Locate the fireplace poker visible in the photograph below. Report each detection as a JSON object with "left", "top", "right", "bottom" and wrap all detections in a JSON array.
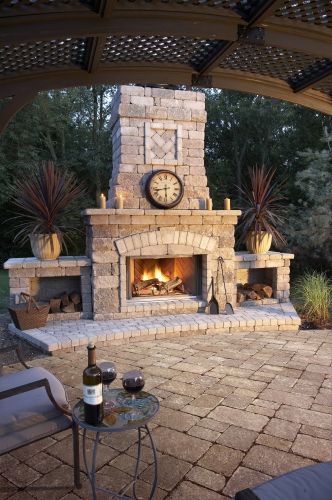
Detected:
[{"left": 218, "top": 256, "right": 234, "bottom": 315}]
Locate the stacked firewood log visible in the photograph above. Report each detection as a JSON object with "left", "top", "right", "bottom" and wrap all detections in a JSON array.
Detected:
[
  {"left": 49, "top": 291, "right": 82, "bottom": 313},
  {"left": 237, "top": 283, "right": 273, "bottom": 303},
  {"left": 133, "top": 277, "right": 184, "bottom": 296}
]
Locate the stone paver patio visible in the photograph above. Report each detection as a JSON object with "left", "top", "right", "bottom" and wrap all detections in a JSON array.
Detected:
[{"left": 1, "top": 328, "right": 331, "bottom": 499}]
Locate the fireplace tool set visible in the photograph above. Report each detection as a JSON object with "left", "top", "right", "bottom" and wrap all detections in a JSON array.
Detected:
[{"left": 207, "top": 257, "right": 234, "bottom": 315}]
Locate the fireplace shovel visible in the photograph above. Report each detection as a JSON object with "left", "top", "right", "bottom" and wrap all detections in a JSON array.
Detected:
[
  {"left": 207, "top": 277, "right": 220, "bottom": 315},
  {"left": 218, "top": 256, "right": 234, "bottom": 315}
]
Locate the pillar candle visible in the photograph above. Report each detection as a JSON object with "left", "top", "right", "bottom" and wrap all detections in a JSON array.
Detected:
[
  {"left": 116, "top": 194, "right": 124, "bottom": 209},
  {"left": 224, "top": 198, "right": 231, "bottom": 210},
  {"left": 206, "top": 198, "right": 213, "bottom": 210},
  {"left": 99, "top": 193, "right": 106, "bottom": 209}
]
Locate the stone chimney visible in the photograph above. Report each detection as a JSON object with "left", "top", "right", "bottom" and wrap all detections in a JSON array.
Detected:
[{"left": 108, "top": 85, "right": 210, "bottom": 210}]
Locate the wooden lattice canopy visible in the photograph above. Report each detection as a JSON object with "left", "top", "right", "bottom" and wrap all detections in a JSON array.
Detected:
[{"left": 0, "top": 0, "right": 332, "bottom": 132}]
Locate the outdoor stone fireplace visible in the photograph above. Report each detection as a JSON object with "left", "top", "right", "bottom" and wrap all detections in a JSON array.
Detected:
[
  {"left": 83, "top": 85, "right": 241, "bottom": 320},
  {"left": 5, "top": 85, "right": 295, "bottom": 328}
]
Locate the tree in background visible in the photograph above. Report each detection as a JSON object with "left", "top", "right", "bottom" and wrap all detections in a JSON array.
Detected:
[
  {"left": 0, "top": 86, "right": 115, "bottom": 261},
  {"left": 204, "top": 89, "right": 331, "bottom": 211},
  {"left": 285, "top": 130, "right": 332, "bottom": 272}
]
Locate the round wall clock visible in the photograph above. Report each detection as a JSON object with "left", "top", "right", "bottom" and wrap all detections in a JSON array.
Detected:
[{"left": 146, "top": 170, "right": 184, "bottom": 209}]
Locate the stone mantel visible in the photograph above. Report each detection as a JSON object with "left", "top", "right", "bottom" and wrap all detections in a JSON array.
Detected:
[{"left": 82, "top": 209, "right": 242, "bottom": 216}]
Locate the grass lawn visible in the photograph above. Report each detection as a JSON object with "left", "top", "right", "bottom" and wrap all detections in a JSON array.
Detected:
[{"left": 0, "top": 269, "right": 9, "bottom": 312}]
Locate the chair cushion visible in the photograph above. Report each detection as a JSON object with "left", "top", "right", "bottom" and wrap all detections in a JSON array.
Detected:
[
  {"left": 0, "top": 367, "right": 71, "bottom": 454},
  {"left": 235, "top": 462, "right": 332, "bottom": 500}
]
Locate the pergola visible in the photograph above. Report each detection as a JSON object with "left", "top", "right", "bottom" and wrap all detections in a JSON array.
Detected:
[{"left": 0, "top": 0, "right": 332, "bottom": 133}]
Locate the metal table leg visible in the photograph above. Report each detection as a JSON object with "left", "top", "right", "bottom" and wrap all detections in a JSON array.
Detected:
[{"left": 82, "top": 425, "right": 158, "bottom": 499}]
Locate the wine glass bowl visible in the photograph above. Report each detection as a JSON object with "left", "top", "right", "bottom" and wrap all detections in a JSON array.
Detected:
[
  {"left": 122, "top": 370, "right": 145, "bottom": 396},
  {"left": 99, "top": 361, "right": 117, "bottom": 412},
  {"left": 119, "top": 370, "right": 145, "bottom": 419}
]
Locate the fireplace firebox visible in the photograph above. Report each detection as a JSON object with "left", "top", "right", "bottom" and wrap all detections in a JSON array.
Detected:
[{"left": 127, "top": 256, "right": 202, "bottom": 299}]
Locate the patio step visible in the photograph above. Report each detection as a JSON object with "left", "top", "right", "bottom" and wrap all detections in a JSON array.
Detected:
[{"left": 8, "top": 303, "right": 301, "bottom": 354}]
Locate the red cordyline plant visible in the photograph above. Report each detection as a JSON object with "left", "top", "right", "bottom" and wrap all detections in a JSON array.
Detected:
[
  {"left": 9, "top": 161, "right": 85, "bottom": 251},
  {"left": 236, "top": 165, "right": 287, "bottom": 248}
]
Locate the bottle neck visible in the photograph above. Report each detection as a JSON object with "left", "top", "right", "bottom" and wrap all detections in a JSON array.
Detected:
[{"left": 88, "top": 347, "right": 96, "bottom": 366}]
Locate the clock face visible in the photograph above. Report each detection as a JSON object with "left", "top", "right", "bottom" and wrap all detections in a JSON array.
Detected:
[{"left": 146, "top": 170, "right": 184, "bottom": 209}]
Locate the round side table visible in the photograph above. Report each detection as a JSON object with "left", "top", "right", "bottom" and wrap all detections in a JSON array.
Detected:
[{"left": 73, "top": 388, "right": 159, "bottom": 500}]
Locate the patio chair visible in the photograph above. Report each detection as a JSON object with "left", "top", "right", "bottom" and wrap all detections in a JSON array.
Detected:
[
  {"left": 234, "top": 461, "right": 332, "bottom": 500},
  {"left": 0, "top": 344, "right": 81, "bottom": 489}
]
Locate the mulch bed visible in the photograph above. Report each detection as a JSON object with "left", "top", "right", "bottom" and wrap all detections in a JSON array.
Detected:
[{"left": 300, "top": 315, "right": 332, "bottom": 330}]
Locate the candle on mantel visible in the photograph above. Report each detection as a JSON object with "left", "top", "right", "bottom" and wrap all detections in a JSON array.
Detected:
[
  {"left": 224, "top": 197, "right": 231, "bottom": 210},
  {"left": 206, "top": 198, "right": 213, "bottom": 210},
  {"left": 116, "top": 193, "right": 124, "bottom": 209},
  {"left": 99, "top": 193, "right": 106, "bottom": 209}
]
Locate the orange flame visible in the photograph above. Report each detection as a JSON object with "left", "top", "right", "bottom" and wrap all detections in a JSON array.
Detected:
[{"left": 142, "top": 264, "right": 169, "bottom": 282}]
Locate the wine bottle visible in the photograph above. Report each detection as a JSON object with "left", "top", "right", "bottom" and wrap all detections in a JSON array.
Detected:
[{"left": 83, "top": 343, "right": 103, "bottom": 425}]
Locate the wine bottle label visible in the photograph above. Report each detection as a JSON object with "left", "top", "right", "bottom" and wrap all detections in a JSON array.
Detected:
[{"left": 83, "top": 384, "right": 103, "bottom": 405}]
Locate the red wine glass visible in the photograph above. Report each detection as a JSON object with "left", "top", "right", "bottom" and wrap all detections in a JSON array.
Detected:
[
  {"left": 122, "top": 370, "right": 145, "bottom": 409},
  {"left": 99, "top": 361, "right": 117, "bottom": 412}
]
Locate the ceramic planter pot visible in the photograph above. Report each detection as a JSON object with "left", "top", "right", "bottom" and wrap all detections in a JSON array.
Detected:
[
  {"left": 29, "top": 233, "right": 61, "bottom": 260},
  {"left": 245, "top": 231, "right": 272, "bottom": 254}
]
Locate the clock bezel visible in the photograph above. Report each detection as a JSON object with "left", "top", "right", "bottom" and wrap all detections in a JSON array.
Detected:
[{"left": 146, "top": 169, "right": 184, "bottom": 209}]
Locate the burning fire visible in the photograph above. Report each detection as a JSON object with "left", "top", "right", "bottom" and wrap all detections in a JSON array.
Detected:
[{"left": 142, "top": 264, "right": 169, "bottom": 282}]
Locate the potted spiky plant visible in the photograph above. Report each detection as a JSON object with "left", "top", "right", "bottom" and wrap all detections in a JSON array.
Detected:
[
  {"left": 9, "top": 161, "right": 85, "bottom": 260},
  {"left": 237, "top": 165, "right": 286, "bottom": 253}
]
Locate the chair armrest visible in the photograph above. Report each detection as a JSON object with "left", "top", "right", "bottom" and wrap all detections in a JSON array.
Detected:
[
  {"left": 0, "top": 344, "right": 30, "bottom": 369},
  {"left": 0, "top": 377, "right": 72, "bottom": 417}
]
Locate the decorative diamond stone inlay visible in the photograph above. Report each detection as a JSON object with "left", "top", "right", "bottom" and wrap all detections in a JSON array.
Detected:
[
  {"left": 150, "top": 129, "right": 176, "bottom": 161},
  {"left": 145, "top": 123, "right": 183, "bottom": 165}
]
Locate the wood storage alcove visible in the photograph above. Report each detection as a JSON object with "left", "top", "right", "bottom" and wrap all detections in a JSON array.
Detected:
[{"left": 127, "top": 256, "right": 202, "bottom": 299}]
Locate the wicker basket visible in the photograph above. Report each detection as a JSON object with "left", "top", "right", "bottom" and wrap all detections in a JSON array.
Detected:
[{"left": 9, "top": 293, "right": 50, "bottom": 330}]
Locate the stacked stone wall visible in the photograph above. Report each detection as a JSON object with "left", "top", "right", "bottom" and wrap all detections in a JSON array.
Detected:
[{"left": 108, "top": 85, "right": 210, "bottom": 210}]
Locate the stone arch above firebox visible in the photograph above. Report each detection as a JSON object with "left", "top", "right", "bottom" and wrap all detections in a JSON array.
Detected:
[{"left": 114, "top": 230, "right": 218, "bottom": 257}]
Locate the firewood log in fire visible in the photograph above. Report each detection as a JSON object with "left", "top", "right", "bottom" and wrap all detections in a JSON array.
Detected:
[
  {"left": 133, "top": 278, "right": 160, "bottom": 296},
  {"left": 159, "top": 277, "right": 184, "bottom": 295},
  {"left": 133, "top": 276, "right": 185, "bottom": 296}
]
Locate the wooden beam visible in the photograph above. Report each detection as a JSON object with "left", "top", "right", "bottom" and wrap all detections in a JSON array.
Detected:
[
  {"left": 0, "top": 91, "right": 38, "bottom": 135},
  {"left": 100, "top": 0, "right": 118, "bottom": 18},
  {"left": 0, "top": 64, "right": 194, "bottom": 99},
  {"left": 264, "top": 17, "right": 332, "bottom": 59},
  {"left": 84, "top": 36, "right": 107, "bottom": 73},
  {"left": 0, "top": 64, "right": 330, "bottom": 115},
  {"left": 291, "top": 65, "right": 332, "bottom": 93},
  {"left": 83, "top": 0, "right": 118, "bottom": 73},
  {"left": 0, "top": 8, "right": 239, "bottom": 45},
  {"left": 210, "top": 68, "right": 332, "bottom": 115}
]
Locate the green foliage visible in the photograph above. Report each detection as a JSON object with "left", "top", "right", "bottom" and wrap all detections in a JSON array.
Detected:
[
  {"left": 0, "top": 85, "right": 115, "bottom": 262},
  {"left": 236, "top": 165, "right": 287, "bottom": 247},
  {"left": 285, "top": 131, "right": 332, "bottom": 270},
  {"left": 9, "top": 161, "right": 86, "bottom": 251},
  {"left": 292, "top": 271, "right": 332, "bottom": 323},
  {"left": 204, "top": 90, "right": 331, "bottom": 210},
  {"left": 0, "top": 270, "right": 9, "bottom": 312}
]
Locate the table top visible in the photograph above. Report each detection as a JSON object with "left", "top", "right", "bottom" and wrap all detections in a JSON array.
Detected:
[{"left": 73, "top": 388, "right": 159, "bottom": 432}]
